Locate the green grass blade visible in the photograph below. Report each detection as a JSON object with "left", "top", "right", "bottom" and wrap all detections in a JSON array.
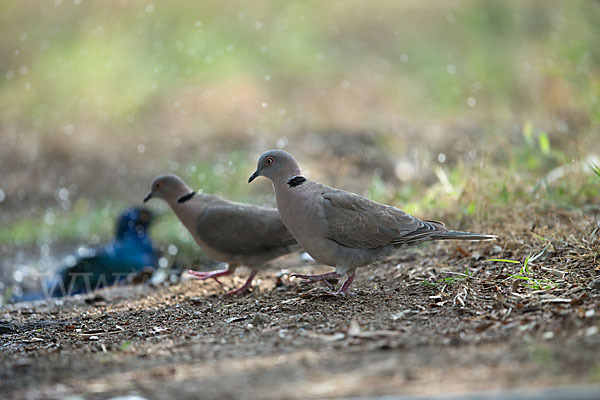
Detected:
[
  {"left": 485, "top": 259, "right": 521, "bottom": 264},
  {"left": 523, "top": 251, "right": 533, "bottom": 270},
  {"left": 508, "top": 274, "right": 532, "bottom": 281},
  {"left": 538, "top": 132, "right": 551, "bottom": 156},
  {"left": 529, "top": 242, "right": 551, "bottom": 263},
  {"left": 590, "top": 162, "right": 600, "bottom": 179}
]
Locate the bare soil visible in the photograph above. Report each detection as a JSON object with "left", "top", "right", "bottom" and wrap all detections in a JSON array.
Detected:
[{"left": 1, "top": 210, "right": 600, "bottom": 399}]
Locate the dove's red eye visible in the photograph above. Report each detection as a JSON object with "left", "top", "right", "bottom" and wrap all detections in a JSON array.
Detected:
[{"left": 265, "top": 156, "right": 274, "bottom": 166}]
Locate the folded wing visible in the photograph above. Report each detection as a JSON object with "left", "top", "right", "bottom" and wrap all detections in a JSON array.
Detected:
[
  {"left": 196, "top": 204, "right": 297, "bottom": 256},
  {"left": 322, "top": 189, "right": 447, "bottom": 249}
]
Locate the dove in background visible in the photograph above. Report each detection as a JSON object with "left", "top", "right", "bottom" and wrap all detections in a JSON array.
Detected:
[{"left": 144, "top": 174, "right": 300, "bottom": 295}]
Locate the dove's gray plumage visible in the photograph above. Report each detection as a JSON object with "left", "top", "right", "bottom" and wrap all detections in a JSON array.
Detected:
[
  {"left": 144, "top": 174, "right": 299, "bottom": 294},
  {"left": 249, "top": 150, "right": 497, "bottom": 294}
]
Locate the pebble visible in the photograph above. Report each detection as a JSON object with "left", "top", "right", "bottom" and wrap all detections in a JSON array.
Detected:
[
  {"left": 251, "top": 312, "right": 270, "bottom": 325},
  {"left": 588, "top": 278, "right": 600, "bottom": 290},
  {"left": 0, "top": 322, "right": 17, "bottom": 334}
]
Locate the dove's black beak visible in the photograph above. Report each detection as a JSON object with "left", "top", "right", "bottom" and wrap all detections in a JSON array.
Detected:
[
  {"left": 248, "top": 170, "right": 260, "bottom": 183},
  {"left": 143, "top": 192, "right": 153, "bottom": 203}
]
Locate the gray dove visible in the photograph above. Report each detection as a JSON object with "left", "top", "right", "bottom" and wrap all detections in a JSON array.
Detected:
[
  {"left": 144, "top": 174, "right": 299, "bottom": 295},
  {"left": 248, "top": 150, "right": 497, "bottom": 295}
]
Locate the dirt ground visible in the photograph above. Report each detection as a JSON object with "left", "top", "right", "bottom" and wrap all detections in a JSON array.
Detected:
[{"left": 1, "top": 209, "right": 600, "bottom": 400}]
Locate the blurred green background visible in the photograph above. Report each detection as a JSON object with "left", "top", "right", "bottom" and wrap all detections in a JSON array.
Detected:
[{"left": 1, "top": 1, "right": 599, "bottom": 288}]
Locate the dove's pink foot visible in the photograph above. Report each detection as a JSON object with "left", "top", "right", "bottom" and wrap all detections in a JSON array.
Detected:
[
  {"left": 326, "top": 271, "right": 357, "bottom": 296},
  {"left": 292, "top": 271, "right": 341, "bottom": 286},
  {"left": 224, "top": 270, "right": 258, "bottom": 296},
  {"left": 187, "top": 269, "right": 232, "bottom": 286}
]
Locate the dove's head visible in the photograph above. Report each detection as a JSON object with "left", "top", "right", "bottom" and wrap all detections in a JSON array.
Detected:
[
  {"left": 144, "top": 174, "right": 194, "bottom": 204},
  {"left": 249, "top": 150, "right": 302, "bottom": 184}
]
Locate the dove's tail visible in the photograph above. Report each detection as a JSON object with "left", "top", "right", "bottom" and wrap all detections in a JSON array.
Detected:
[{"left": 431, "top": 230, "right": 497, "bottom": 241}]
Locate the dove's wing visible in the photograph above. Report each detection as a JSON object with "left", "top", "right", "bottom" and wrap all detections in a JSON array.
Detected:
[
  {"left": 322, "top": 188, "right": 446, "bottom": 249},
  {"left": 195, "top": 203, "right": 297, "bottom": 257}
]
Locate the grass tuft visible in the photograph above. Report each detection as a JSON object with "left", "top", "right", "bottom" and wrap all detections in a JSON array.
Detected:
[{"left": 486, "top": 243, "right": 558, "bottom": 290}]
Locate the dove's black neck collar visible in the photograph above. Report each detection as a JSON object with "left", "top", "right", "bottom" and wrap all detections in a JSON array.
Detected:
[
  {"left": 287, "top": 176, "right": 306, "bottom": 188},
  {"left": 177, "top": 191, "right": 196, "bottom": 204}
]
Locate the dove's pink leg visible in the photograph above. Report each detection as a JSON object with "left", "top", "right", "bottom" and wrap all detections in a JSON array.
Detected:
[
  {"left": 187, "top": 269, "right": 232, "bottom": 286},
  {"left": 327, "top": 270, "right": 357, "bottom": 296},
  {"left": 225, "top": 270, "right": 258, "bottom": 296}
]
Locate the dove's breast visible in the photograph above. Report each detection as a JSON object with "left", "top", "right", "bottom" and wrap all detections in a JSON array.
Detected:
[{"left": 274, "top": 182, "right": 339, "bottom": 266}]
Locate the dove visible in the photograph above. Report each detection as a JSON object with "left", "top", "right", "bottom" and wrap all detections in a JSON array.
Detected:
[
  {"left": 143, "top": 174, "right": 299, "bottom": 295},
  {"left": 249, "top": 150, "right": 497, "bottom": 295}
]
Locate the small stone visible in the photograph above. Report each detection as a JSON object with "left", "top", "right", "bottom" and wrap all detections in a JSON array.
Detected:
[
  {"left": 251, "top": 312, "right": 270, "bottom": 325},
  {"left": 586, "top": 326, "right": 599, "bottom": 336},
  {"left": 588, "top": 278, "right": 600, "bottom": 290},
  {"left": 0, "top": 322, "right": 17, "bottom": 334},
  {"left": 542, "top": 331, "right": 555, "bottom": 340},
  {"left": 490, "top": 245, "right": 503, "bottom": 254},
  {"left": 505, "top": 240, "right": 521, "bottom": 251}
]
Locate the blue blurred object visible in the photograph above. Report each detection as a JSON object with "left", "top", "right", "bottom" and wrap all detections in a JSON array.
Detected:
[
  {"left": 51, "top": 206, "right": 158, "bottom": 296},
  {"left": 12, "top": 206, "right": 158, "bottom": 301}
]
